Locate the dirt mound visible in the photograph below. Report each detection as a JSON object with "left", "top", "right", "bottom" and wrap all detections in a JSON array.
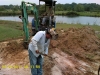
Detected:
[
  {"left": 1, "top": 40, "right": 27, "bottom": 64},
  {"left": 0, "top": 40, "right": 31, "bottom": 75},
  {"left": 51, "top": 26, "right": 100, "bottom": 60},
  {"left": 63, "top": 26, "right": 99, "bottom": 50}
]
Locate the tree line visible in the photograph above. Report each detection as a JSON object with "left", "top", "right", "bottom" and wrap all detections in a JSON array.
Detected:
[
  {"left": 0, "top": 3, "right": 100, "bottom": 12},
  {"left": 0, "top": 3, "right": 100, "bottom": 16},
  {"left": 55, "top": 3, "right": 100, "bottom": 12}
]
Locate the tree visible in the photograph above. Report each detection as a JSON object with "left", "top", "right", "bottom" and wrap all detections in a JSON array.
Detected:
[
  {"left": 0, "top": 6, "right": 5, "bottom": 11},
  {"left": 71, "top": 2, "right": 77, "bottom": 11},
  {"left": 75, "top": 4, "right": 84, "bottom": 12}
]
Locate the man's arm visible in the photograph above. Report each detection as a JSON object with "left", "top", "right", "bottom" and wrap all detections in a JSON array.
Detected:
[{"left": 31, "top": 40, "right": 39, "bottom": 53}]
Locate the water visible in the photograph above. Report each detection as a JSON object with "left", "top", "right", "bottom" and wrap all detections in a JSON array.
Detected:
[
  {"left": 0, "top": 16, "right": 100, "bottom": 26},
  {"left": 55, "top": 16, "right": 100, "bottom": 25}
]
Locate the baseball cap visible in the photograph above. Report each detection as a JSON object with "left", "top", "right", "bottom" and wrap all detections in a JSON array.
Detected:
[{"left": 49, "top": 28, "right": 58, "bottom": 39}]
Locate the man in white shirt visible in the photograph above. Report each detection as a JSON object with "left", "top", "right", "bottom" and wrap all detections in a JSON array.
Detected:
[{"left": 28, "top": 28, "right": 57, "bottom": 75}]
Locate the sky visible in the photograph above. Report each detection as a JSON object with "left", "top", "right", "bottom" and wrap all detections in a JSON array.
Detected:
[{"left": 0, "top": 0, "right": 100, "bottom": 5}]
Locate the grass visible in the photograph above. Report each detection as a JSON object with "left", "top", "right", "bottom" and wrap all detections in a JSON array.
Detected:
[
  {"left": 0, "top": 20, "right": 23, "bottom": 41},
  {"left": 0, "top": 11, "right": 21, "bottom": 16},
  {"left": 55, "top": 11, "right": 100, "bottom": 17},
  {"left": 55, "top": 11, "right": 68, "bottom": 15},
  {"left": 1, "top": 10, "right": 100, "bottom": 17},
  {"left": 0, "top": 26, "right": 23, "bottom": 41},
  {"left": 0, "top": 20, "right": 23, "bottom": 29},
  {"left": 56, "top": 23, "right": 100, "bottom": 31},
  {"left": 0, "top": 20, "right": 100, "bottom": 41},
  {"left": 78, "top": 12, "right": 100, "bottom": 17},
  {"left": 56, "top": 23, "right": 83, "bottom": 29}
]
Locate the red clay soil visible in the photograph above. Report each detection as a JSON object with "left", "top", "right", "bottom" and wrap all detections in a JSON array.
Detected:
[{"left": 0, "top": 26, "right": 100, "bottom": 75}]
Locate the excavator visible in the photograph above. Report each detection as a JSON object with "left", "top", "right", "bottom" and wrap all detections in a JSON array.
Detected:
[{"left": 20, "top": 0, "right": 57, "bottom": 48}]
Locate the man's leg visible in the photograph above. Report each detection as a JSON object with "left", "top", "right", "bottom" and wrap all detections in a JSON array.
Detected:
[
  {"left": 37, "top": 55, "right": 43, "bottom": 75},
  {"left": 42, "top": 17, "right": 46, "bottom": 25},
  {"left": 49, "top": 16, "right": 51, "bottom": 26},
  {"left": 28, "top": 49, "right": 37, "bottom": 75}
]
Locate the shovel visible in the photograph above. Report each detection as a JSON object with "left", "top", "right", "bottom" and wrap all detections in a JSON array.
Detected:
[{"left": 39, "top": 52, "right": 58, "bottom": 61}]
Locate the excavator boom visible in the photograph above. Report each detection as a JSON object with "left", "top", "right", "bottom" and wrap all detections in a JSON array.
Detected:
[{"left": 21, "top": 1, "right": 39, "bottom": 43}]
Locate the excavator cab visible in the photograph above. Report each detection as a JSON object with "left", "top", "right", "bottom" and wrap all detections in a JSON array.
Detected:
[{"left": 39, "top": 0, "right": 57, "bottom": 30}]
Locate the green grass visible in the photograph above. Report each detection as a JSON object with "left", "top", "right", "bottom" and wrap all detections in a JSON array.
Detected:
[
  {"left": 78, "top": 12, "right": 100, "bottom": 17},
  {"left": 96, "top": 34, "right": 100, "bottom": 38},
  {"left": 56, "top": 23, "right": 100, "bottom": 31},
  {"left": 0, "top": 11, "right": 21, "bottom": 16},
  {"left": 1, "top": 10, "right": 100, "bottom": 17},
  {"left": 0, "top": 20, "right": 23, "bottom": 41},
  {"left": 56, "top": 23, "right": 83, "bottom": 29},
  {"left": 0, "top": 20, "right": 23, "bottom": 29},
  {"left": 55, "top": 11, "right": 68, "bottom": 15},
  {"left": 55, "top": 11, "right": 100, "bottom": 17},
  {"left": 0, "top": 26, "right": 23, "bottom": 41}
]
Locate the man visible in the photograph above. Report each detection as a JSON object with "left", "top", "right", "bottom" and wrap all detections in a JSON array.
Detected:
[
  {"left": 51, "top": 14, "right": 56, "bottom": 27},
  {"left": 42, "top": 6, "right": 54, "bottom": 25},
  {"left": 28, "top": 28, "right": 57, "bottom": 75},
  {"left": 46, "top": 6, "right": 54, "bottom": 17},
  {"left": 31, "top": 18, "right": 37, "bottom": 36}
]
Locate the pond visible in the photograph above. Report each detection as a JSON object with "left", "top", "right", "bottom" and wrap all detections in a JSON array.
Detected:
[{"left": 0, "top": 16, "right": 100, "bottom": 26}]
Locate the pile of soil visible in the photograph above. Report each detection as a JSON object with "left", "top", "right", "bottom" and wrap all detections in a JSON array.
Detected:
[
  {"left": 51, "top": 26, "right": 100, "bottom": 61},
  {"left": 0, "top": 40, "right": 31, "bottom": 75},
  {"left": 1, "top": 40, "right": 27, "bottom": 64}
]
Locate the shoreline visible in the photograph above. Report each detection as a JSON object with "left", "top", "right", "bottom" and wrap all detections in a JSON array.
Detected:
[{"left": 0, "top": 11, "right": 100, "bottom": 17}]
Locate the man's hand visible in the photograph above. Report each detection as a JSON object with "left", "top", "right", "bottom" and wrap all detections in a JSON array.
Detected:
[{"left": 35, "top": 50, "right": 39, "bottom": 54}]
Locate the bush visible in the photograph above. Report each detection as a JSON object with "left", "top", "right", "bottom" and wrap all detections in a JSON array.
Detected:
[{"left": 66, "top": 11, "right": 79, "bottom": 16}]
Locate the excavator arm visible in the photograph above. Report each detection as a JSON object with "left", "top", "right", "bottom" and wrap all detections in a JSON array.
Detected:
[{"left": 20, "top": 1, "right": 39, "bottom": 43}]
